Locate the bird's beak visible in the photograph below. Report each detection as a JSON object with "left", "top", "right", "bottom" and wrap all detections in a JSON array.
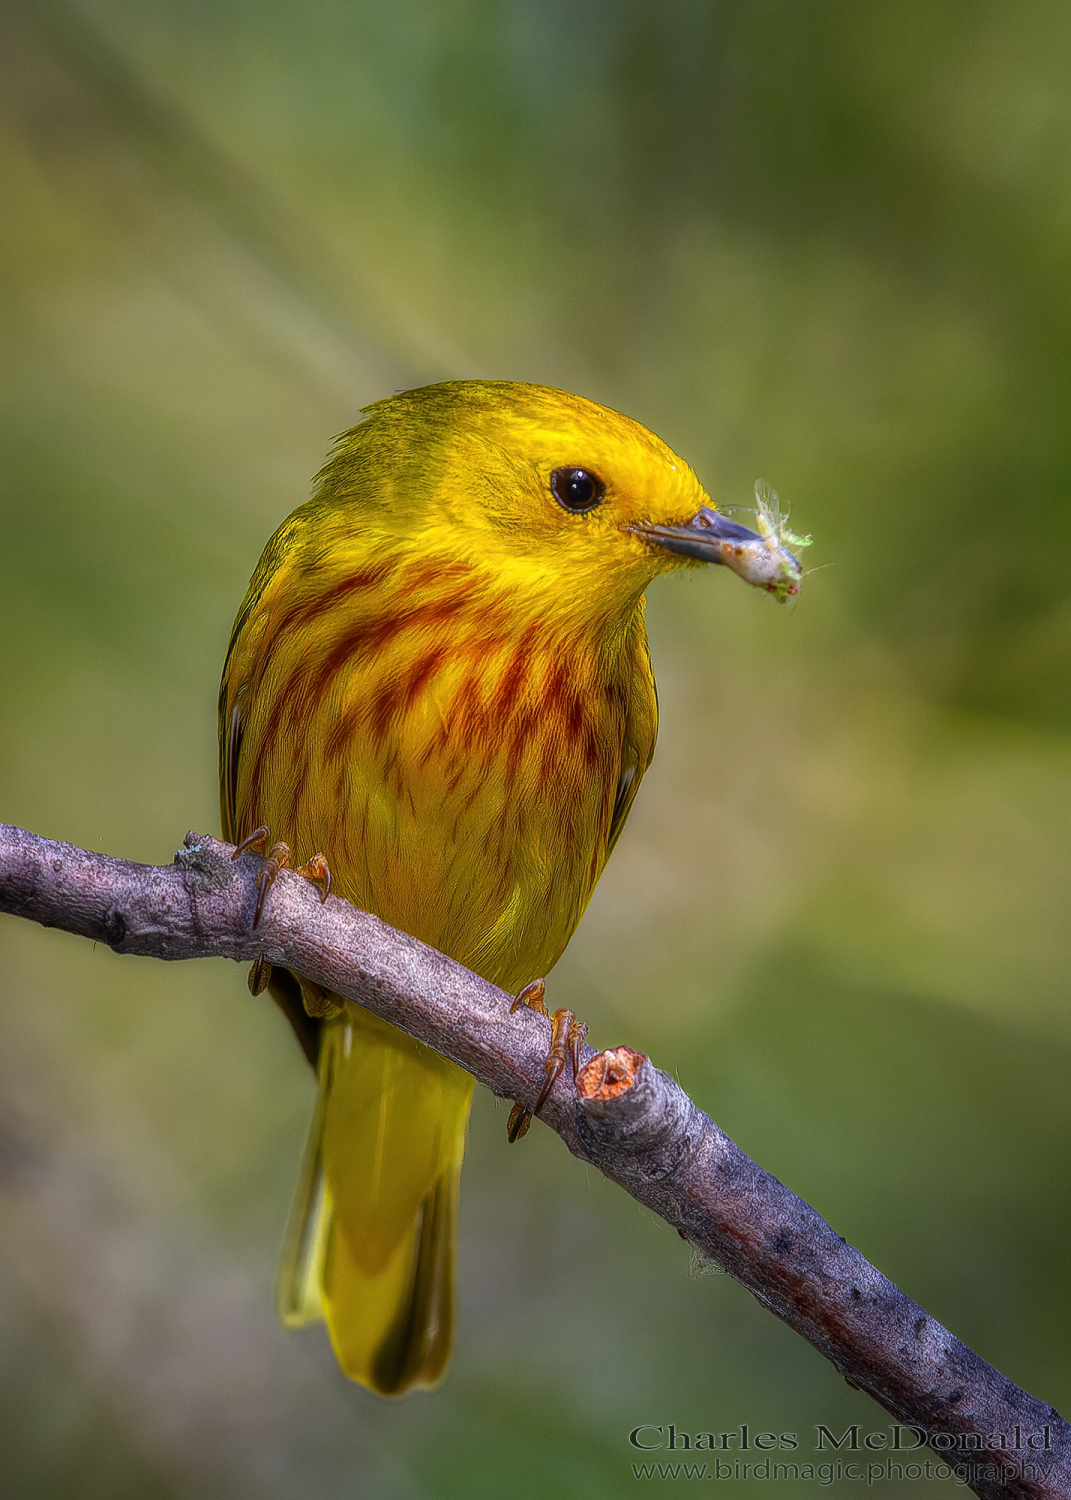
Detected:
[{"left": 632, "top": 505, "right": 804, "bottom": 600}]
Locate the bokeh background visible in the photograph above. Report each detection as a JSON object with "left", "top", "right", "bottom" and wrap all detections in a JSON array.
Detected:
[{"left": 2, "top": 2, "right": 1070, "bottom": 1495}]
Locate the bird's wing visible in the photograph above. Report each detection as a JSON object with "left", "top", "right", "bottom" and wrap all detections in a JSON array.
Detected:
[
  {"left": 218, "top": 594, "right": 257, "bottom": 843},
  {"left": 217, "top": 582, "right": 324, "bottom": 1067},
  {"left": 220, "top": 696, "right": 243, "bottom": 844},
  {"left": 605, "top": 623, "right": 658, "bottom": 860}
]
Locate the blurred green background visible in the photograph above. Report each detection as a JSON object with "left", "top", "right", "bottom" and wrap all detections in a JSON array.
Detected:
[{"left": 2, "top": 1, "right": 1070, "bottom": 1495}]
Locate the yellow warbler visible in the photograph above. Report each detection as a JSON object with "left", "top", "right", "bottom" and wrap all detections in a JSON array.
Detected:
[{"left": 218, "top": 381, "right": 802, "bottom": 1396}]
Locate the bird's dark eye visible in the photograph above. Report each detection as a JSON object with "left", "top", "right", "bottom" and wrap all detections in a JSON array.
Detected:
[{"left": 550, "top": 466, "right": 604, "bottom": 514}]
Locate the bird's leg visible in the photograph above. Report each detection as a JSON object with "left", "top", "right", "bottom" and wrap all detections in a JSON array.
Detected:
[
  {"left": 232, "top": 829, "right": 333, "bottom": 991},
  {"left": 506, "top": 980, "right": 588, "bottom": 1143}
]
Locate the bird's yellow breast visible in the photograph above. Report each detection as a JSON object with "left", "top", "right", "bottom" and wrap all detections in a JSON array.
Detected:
[{"left": 222, "top": 546, "right": 657, "bottom": 994}]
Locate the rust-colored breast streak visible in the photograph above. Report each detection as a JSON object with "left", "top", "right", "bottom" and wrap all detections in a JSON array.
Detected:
[{"left": 222, "top": 551, "right": 653, "bottom": 987}]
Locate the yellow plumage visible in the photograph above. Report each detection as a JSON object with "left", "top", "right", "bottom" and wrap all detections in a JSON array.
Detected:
[{"left": 218, "top": 381, "right": 721, "bottom": 1394}]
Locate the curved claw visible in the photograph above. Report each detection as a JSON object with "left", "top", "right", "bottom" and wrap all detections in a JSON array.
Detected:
[
  {"left": 510, "top": 978, "right": 546, "bottom": 1016},
  {"left": 299, "top": 852, "right": 331, "bottom": 903},
  {"left": 506, "top": 1103, "right": 533, "bottom": 1143},
  {"left": 247, "top": 954, "right": 272, "bottom": 995},
  {"left": 233, "top": 826, "right": 270, "bottom": 860}
]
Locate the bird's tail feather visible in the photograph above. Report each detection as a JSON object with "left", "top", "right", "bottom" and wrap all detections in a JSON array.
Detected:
[{"left": 276, "top": 1003, "right": 473, "bottom": 1395}]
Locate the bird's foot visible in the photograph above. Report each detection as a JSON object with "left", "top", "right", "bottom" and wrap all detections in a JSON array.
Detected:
[
  {"left": 506, "top": 979, "right": 588, "bottom": 1142},
  {"left": 232, "top": 828, "right": 332, "bottom": 992},
  {"left": 232, "top": 827, "right": 332, "bottom": 925}
]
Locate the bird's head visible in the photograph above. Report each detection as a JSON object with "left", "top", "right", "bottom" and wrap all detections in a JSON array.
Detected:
[{"left": 311, "top": 381, "right": 804, "bottom": 625}]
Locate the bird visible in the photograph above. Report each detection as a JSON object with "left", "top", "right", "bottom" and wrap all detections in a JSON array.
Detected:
[{"left": 217, "top": 380, "right": 803, "bottom": 1397}]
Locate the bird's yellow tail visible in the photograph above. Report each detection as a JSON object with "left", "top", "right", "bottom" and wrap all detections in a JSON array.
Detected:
[{"left": 276, "top": 1003, "right": 473, "bottom": 1395}]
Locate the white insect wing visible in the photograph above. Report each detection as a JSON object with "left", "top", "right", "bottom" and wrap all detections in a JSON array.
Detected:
[{"left": 746, "top": 479, "right": 811, "bottom": 599}]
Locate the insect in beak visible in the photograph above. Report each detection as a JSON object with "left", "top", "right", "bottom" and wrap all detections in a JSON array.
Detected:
[{"left": 633, "top": 481, "right": 811, "bottom": 601}]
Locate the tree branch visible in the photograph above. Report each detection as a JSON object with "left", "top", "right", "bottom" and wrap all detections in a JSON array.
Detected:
[{"left": 0, "top": 823, "right": 1066, "bottom": 1499}]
